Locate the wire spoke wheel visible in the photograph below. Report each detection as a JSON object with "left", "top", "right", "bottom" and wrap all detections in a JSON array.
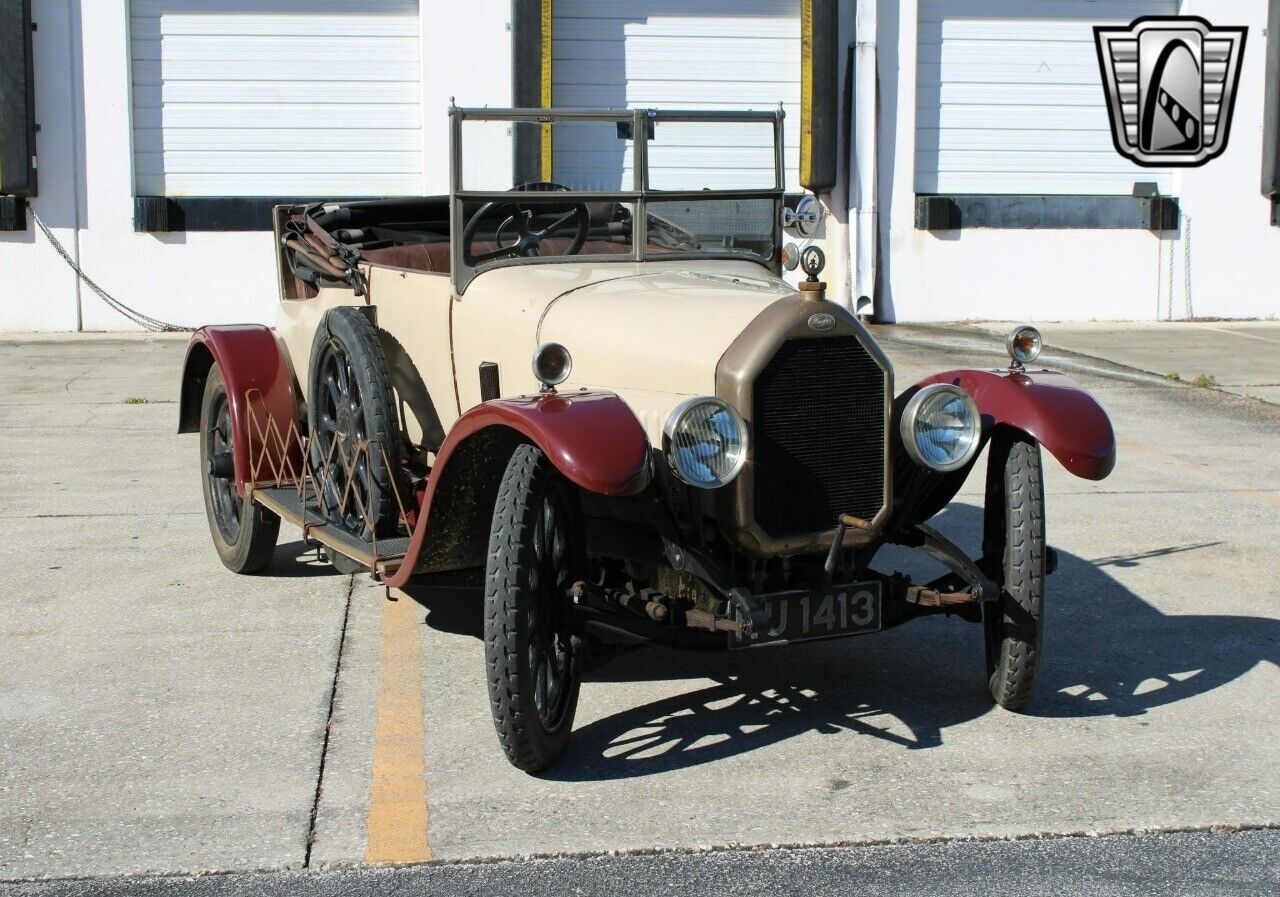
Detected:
[
  {"left": 305, "top": 307, "right": 406, "bottom": 556},
  {"left": 527, "top": 492, "right": 574, "bottom": 729},
  {"left": 484, "top": 444, "right": 583, "bottom": 772},
  {"left": 312, "top": 338, "right": 375, "bottom": 536}
]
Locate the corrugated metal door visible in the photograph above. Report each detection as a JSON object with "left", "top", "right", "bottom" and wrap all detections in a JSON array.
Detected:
[
  {"left": 129, "top": 0, "right": 422, "bottom": 197},
  {"left": 916, "top": 0, "right": 1176, "bottom": 195},
  {"left": 551, "top": 0, "right": 801, "bottom": 191}
]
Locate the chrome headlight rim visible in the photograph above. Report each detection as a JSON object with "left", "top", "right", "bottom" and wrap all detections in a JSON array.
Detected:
[
  {"left": 531, "top": 341, "right": 573, "bottom": 389},
  {"left": 663, "top": 396, "right": 749, "bottom": 490},
  {"left": 900, "top": 383, "right": 982, "bottom": 473},
  {"left": 1005, "top": 324, "right": 1043, "bottom": 367}
]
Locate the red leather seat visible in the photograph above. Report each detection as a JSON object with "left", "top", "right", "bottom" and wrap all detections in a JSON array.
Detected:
[
  {"left": 360, "top": 241, "right": 453, "bottom": 274},
  {"left": 361, "top": 239, "right": 633, "bottom": 275}
]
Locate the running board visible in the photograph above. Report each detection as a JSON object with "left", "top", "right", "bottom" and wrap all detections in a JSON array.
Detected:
[{"left": 252, "top": 486, "right": 411, "bottom": 574}]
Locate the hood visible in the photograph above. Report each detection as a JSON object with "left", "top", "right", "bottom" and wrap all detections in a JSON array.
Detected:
[{"left": 537, "top": 268, "right": 796, "bottom": 399}]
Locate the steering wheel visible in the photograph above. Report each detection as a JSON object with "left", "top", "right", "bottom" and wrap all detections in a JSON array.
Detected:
[{"left": 462, "top": 182, "right": 590, "bottom": 266}]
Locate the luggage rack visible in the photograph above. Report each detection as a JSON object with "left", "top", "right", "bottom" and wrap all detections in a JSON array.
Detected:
[{"left": 244, "top": 390, "right": 415, "bottom": 575}]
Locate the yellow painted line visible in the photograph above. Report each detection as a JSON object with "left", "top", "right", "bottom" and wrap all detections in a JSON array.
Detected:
[
  {"left": 1191, "top": 323, "right": 1280, "bottom": 347},
  {"left": 365, "top": 589, "right": 431, "bottom": 865},
  {"left": 1119, "top": 439, "right": 1280, "bottom": 509}
]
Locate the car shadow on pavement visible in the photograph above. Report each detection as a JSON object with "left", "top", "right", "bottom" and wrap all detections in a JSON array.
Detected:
[
  {"left": 405, "top": 504, "right": 1279, "bottom": 781},
  {"left": 260, "top": 540, "right": 350, "bottom": 578}
]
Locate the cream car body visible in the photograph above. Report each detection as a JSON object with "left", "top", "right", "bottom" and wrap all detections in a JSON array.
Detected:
[{"left": 278, "top": 258, "right": 793, "bottom": 450}]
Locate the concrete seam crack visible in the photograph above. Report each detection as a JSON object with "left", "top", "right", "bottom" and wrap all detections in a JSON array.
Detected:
[{"left": 303, "top": 572, "right": 356, "bottom": 868}]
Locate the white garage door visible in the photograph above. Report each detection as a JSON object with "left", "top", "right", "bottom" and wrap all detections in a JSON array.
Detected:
[
  {"left": 129, "top": 0, "right": 423, "bottom": 197},
  {"left": 552, "top": 0, "right": 801, "bottom": 191},
  {"left": 916, "top": 0, "right": 1176, "bottom": 195}
]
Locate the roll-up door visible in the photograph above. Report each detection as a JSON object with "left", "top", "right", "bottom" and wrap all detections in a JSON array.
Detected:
[
  {"left": 916, "top": 0, "right": 1177, "bottom": 195},
  {"left": 129, "top": 0, "right": 423, "bottom": 197},
  {"left": 551, "top": 0, "right": 802, "bottom": 191}
]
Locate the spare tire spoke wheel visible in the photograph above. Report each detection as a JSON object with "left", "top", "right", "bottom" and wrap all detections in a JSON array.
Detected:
[{"left": 307, "top": 307, "right": 404, "bottom": 553}]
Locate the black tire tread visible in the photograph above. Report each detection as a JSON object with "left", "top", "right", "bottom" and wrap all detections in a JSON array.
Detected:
[
  {"left": 200, "top": 365, "right": 280, "bottom": 574},
  {"left": 484, "top": 444, "right": 580, "bottom": 772},
  {"left": 308, "top": 307, "right": 404, "bottom": 538},
  {"left": 985, "top": 435, "right": 1046, "bottom": 711}
]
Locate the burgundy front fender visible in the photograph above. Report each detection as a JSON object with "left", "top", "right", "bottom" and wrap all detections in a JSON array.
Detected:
[
  {"left": 383, "top": 390, "right": 651, "bottom": 588},
  {"left": 178, "top": 325, "right": 301, "bottom": 496},
  {"left": 917, "top": 369, "right": 1116, "bottom": 480}
]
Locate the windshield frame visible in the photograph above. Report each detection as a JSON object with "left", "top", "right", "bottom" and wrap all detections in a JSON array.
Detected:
[{"left": 449, "top": 106, "right": 786, "bottom": 293}]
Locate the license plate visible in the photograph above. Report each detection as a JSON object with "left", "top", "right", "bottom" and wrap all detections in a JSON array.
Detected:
[{"left": 733, "top": 582, "right": 882, "bottom": 648}]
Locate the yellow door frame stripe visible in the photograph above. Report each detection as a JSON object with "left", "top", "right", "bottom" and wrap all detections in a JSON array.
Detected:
[
  {"left": 540, "top": 0, "right": 554, "bottom": 180},
  {"left": 800, "top": 0, "right": 814, "bottom": 187}
]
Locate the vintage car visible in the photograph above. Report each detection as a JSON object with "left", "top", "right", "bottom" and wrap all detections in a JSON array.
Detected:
[{"left": 179, "top": 107, "right": 1116, "bottom": 772}]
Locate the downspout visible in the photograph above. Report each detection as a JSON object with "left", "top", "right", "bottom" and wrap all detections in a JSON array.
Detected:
[
  {"left": 848, "top": 0, "right": 878, "bottom": 318},
  {"left": 68, "top": 0, "right": 86, "bottom": 330}
]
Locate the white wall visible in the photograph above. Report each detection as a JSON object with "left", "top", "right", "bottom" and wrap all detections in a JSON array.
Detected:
[
  {"left": 1, "top": 0, "right": 511, "bottom": 333},
  {"left": 0, "top": 0, "right": 81, "bottom": 331},
  {"left": 421, "top": 0, "right": 513, "bottom": 193},
  {"left": 3, "top": 1, "right": 1276, "bottom": 331},
  {"left": 873, "top": 0, "right": 1280, "bottom": 322},
  {"left": 76, "top": 1, "right": 274, "bottom": 331},
  {"left": 1175, "top": 0, "right": 1280, "bottom": 320}
]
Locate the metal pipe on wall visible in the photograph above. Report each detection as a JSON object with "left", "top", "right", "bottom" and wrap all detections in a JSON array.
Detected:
[
  {"left": 848, "top": 0, "right": 878, "bottom": 318},
  {"left": 1262, "top": 0, "right": 1280, "bottom": 198}
]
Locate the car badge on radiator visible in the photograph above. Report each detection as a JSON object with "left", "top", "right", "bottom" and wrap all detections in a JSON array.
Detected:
[
  {"left": 807, "top": 312, "right": 836, "bottom": 332},
  {"left": 1094, "top": 16, "right": 1246, "bottom": 167}
]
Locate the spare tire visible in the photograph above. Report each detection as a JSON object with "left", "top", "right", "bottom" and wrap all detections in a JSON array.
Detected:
[{"left": 307, "top": 307, "right": 405, "bottom": 540}]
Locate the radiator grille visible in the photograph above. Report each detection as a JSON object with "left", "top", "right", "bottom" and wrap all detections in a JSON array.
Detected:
[
  {"left": 479, "top": 362, "right": 501, "bottom": 401},
  {"left": 752, "top": 336, "right": 886, "bottom": 538}
]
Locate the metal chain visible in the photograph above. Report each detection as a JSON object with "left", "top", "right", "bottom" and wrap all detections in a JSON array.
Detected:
[{"left": 29, "top": 207, "right": 191, "bottom": 332}]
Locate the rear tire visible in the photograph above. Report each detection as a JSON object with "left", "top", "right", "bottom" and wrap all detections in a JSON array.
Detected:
[
  {"left": 484, "top": 444, "right": 583, "bottom": 772},
  {"left": 982, "top": 433, "right": 1046, "bottom": 710},
  {"left": 200, "top": 364, "right": 280, "bottom": 573}
]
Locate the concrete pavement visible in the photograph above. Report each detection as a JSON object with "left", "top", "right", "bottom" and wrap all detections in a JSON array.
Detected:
[
  {"left": 1, "top": 327, "right": 1278, "bottom": 888},
  {"left": 0, "top": 337, "right": 352, "bottom": 876},
  {"left": 971, "top": 320, "right": 1280, "bottom": 405}
]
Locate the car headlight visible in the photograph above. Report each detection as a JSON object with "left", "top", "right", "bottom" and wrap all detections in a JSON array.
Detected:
[
  {"left": 532, "top": 342, "right": 572, "bottom": 390},
  {"left": 663, "top": 397, "right": 747, "bottom": 489},
  {"left": 900, "top": 384, "right": 981, "bottom": 472},
  {"left": 1005, "top": 325, "right": 1042, "bottom": 367}
]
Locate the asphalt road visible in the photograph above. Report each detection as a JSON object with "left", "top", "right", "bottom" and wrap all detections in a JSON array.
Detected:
[
  {"left": 3, "top": 829, "right": 1277, "bottom": 897},
  {"left": 1, "top": 327, "right": 1277, "bottom": 891}
]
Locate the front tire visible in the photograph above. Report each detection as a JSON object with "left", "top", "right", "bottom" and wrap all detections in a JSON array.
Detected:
[
  {"left": 200, "top": 364, "right": 280, "bottom": 573},
  {"left": 982, "top": 433, "right": 1046, "bottom": 710},
  {"left": 484, "top": 444, "right": 583, "bottom": 772}
]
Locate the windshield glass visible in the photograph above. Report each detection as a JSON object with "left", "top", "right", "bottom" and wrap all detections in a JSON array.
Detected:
[{"left": 451, "top": 109, "right": 784, "bottom": 290}]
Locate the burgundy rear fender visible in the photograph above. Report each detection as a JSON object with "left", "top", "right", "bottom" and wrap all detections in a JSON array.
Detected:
[
  {"left": 178, "top": 325, "right": 301, "bottom": 496},
  {"left": 917, "top": 369, "right": 1116, "bottom": 480},
  {"left": 383, "top": 390, "right": 651, "bottom": 588}
]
